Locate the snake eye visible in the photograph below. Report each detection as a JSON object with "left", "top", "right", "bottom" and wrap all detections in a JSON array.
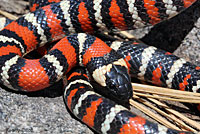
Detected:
[{"left": 108, "top": 82, "right": 116, "bottom": 89}]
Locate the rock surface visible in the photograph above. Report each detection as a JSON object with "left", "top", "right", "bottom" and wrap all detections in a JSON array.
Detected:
[{"left": 0, "top": 88, "right": 92, "bottom": 133}]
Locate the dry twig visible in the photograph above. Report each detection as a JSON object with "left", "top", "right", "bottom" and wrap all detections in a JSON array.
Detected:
[
  {"left": 0, "top": 9, "right": 18, "bottom": 20},
  {"left": 131, "top": 83, "right": 200, "bottom": 132}
]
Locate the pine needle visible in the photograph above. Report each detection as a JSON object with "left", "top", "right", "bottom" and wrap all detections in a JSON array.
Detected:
[
  {"left": 131, "top": 82, "right": 200, "bottom": 133},
  {"left": 0, "top": 9, "right": 18, "bottom": 20},
  {"left": 130, "top": 99, "right": 181, "bottom": 130},
  {"left": 132, "top": 83, "right": 200, "bottom": 103}
]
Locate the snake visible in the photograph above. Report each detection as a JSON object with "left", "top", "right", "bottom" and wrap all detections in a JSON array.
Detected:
[{"left": 0, "top": 0, "right": 199, "bottom": 133}]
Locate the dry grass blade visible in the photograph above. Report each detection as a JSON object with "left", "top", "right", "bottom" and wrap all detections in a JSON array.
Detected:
[
  {"left": 133, "top": 92, "right": 200, "bottom": 103},
  {"left": 119, "top": 31, "right": 135, "bottom": 39},
  {"left": 132, "top": 83, "right": 200, "bottom": 97},
  {"left": 149, "top": 98, "right": 200, "bottom": 131},
  {"left": 135, "top": 96, "right": 197, "bottom": 132},
  {"left": 132, "top": 83, "right": 200, "bottom": 103},
  {"left": 0, "top": 9, "right": 18, "bottom": 20},
  {"left": 133, "top": 89, "right": 200, "bottom": 101},
  {"left": 131, "top": 83, "right": 200, "bottom": 133},
  {"left": 130, "top": 99, "right": 181, "bottom": 130}
]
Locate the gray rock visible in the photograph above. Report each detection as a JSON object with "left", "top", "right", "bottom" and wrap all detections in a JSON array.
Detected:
[
  {"left": 0, "top": 88, "right": 92, "bottom": 134},
  {"left": 174, "top": 17, "right": 200, "bottom": 66}
]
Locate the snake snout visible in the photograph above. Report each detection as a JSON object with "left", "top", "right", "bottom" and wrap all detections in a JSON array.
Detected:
[{"left": 106, "top": 64, "right": 133, "bottom": 101}]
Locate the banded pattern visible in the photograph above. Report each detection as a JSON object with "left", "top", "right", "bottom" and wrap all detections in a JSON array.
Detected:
[
  {"left": 0, "top": 0, "right": 196, "bottom": 91},
  {"left": 0, "top": 33, "right": 133, "bottom": 101},
  {"left": 0, "top": 18, "right": 13, "bottom": 31},
  {"left": 109, "top": 40, "right": 200, "bottom": 93},
  {"left": 0, "top": 0, "right": 199, "bottom": 133},
  {"left": 30, "top": 0, "right": 197, "bottom": 30},
  {"left": 64, "top": 67, "right": 194, "bottom": 134}
]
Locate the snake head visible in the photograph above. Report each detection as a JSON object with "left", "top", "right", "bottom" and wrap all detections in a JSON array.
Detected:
[
  {"left": 91, "top": 58, "right": 133, "bottom": 102},
  {"left": 105, "top": 63, "right": 133, "bottom": 101},
  {"left": 92, "top": 58, "right": 133, "bottom": 102}
]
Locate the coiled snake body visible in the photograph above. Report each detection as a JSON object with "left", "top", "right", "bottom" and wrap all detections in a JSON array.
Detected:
[{"left": 0, "top": 0, "right": 199, "bottom": 133}]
